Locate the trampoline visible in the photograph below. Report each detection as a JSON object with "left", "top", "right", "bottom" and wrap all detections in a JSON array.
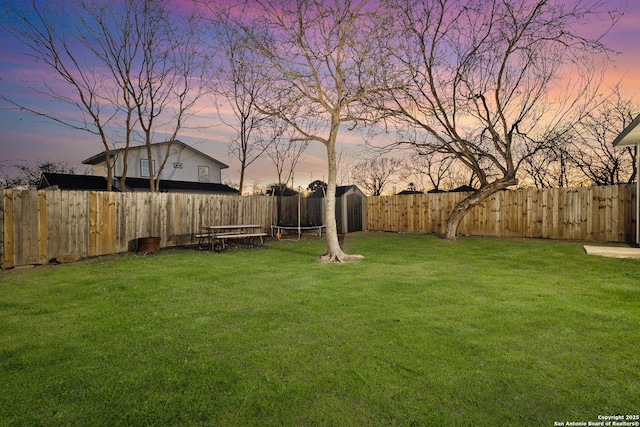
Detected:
[{"left": 271, "top": 186, "right": 325, "bottom": 241}]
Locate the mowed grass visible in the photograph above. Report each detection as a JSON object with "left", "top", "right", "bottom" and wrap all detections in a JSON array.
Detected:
[{"left": 1, "top": 232, "right": 639, "bottom": 426}]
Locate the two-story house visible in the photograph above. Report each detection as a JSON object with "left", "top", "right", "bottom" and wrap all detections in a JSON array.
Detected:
[{"left": 39, "top": 140, "right": 238, "bottom": 194}]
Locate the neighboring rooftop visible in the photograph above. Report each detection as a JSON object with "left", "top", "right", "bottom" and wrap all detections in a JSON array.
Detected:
[
  {"left": 38, "top": 173, "right": 110, "bottom": 191},
  {"left": 121, "top": 177, "right": 238, "bottom": 194},
  {"left": 38, "top": 173, "right": 238, "bottom": 194}
]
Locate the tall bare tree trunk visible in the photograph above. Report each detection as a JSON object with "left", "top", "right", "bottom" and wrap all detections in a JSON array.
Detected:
[
  {"left": 319, "top": 125, "right": 363, "bottom": 263},
  {"left": 145, "top": 144, "right": 157, "bottom": 192},
  {"left": 321, "top": 144, "right": 343, "bottom": 261},
  {"left": 102, "top": 143, "right": 113, "bottom": 192}
]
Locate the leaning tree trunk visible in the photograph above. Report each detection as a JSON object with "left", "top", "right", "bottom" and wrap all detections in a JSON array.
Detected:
[{"left": 444, "top": 177, "right": 518, "bottom": 240}]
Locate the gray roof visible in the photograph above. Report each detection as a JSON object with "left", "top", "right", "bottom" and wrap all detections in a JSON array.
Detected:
[
  {"left": 121, "top": 177, "right": 238, "bottom": 194},
  {"left": 335, "top": 185, "right": 357, "bottom": 197},
  {"left": 311, "top": 185, "right": 364, "bottom": 198},
  {"left": 38, "top": 173, "right": 238, "bottom": 194}
]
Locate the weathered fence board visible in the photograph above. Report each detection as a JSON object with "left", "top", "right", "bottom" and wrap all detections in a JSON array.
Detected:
[
  {"left": 2, "top": 191, "right": 13, "bottom": 268},
  {"left": 0, "top": 190, "right": 280, "bottom": 268}
]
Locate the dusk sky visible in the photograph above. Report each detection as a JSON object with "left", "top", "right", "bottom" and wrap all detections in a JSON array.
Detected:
[{"left": 0, "top": 0, "right": 639, "bottom": 190}]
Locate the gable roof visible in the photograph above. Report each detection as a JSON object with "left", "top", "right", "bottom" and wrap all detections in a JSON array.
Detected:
[
  {"left": 82, "top": 140, "right": 229, "bottom": 169},
  {"left": 613, "top": 114, "right": 640, "bottom": 147},
  {"left": 39, "top": 173, "right": 110, "bottom": 191},
  {"left": 335, "top": 185, "right": 364, "bottom": 197}
]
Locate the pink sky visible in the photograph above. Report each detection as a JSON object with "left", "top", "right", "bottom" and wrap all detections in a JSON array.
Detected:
[{"left": 0, "top": 0, "right": 638, "bottom": 190}]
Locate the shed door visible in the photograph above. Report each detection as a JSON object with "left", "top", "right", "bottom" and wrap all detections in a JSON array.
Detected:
[{"left": 347, "top": 194, "right": 362, "bottom": 232}]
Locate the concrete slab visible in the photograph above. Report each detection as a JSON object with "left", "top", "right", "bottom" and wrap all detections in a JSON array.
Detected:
[{"left": 583, "top": 245, "right": 640, "bottom": 259}]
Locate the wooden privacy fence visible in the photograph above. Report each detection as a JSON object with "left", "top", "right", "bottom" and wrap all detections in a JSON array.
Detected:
[
  {"left": 367, "top": 184, "right": 636, "bottom": 242},
  {"left": 1, "top": 190, "right": 277, "bottom": 269},
  {"left": 1, "top": 185, "right": 637, "bottom": 268}
]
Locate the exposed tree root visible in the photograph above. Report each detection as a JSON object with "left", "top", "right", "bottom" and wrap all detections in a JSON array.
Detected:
[{"left": 318, "top": 252, "right": 364, "bottom": 263}]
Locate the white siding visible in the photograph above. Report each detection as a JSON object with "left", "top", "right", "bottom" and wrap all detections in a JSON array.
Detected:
[
  {"left": 92, "top": 142, "right": 225, "bottom": 184},
  {"left": 91, "top": 163, "right": 106, "bottom": 177}
]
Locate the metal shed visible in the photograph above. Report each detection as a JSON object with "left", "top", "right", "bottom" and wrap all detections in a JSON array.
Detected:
[
  {"left": 310, "top": 185, "right": 367, "bottom": 233},
  {"left": 335, "top": 185, "right": 366, "bottom": 233}
]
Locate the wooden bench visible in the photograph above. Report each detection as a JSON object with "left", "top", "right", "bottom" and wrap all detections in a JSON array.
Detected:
[
  {"left": 195, "top": 233, "right": 210, "bottom": 247},
  {"left": 195, "top": 232, "right": 243, "bottom": 247},
  {"left": 199, "top": 224, "right": 266, "bottom": 250},
  {"left": 197, "top": 227, "right": 268, "bottom": 251}
]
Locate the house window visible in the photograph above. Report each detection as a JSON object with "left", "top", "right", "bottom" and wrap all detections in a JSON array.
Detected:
[
  {"left": 140, "top": 159, "right": 155, "bottom": 178},
  {"left": 198, "top": 165, "right": 210, "bottom": 182}
]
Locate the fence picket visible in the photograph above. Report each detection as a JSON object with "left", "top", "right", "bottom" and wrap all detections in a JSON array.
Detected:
[
  {"left": 2, "top": 191, "right": 14, "bottom": 269},
  {"left": 37, "top": 191, "right": 47, "bottom": 264}
]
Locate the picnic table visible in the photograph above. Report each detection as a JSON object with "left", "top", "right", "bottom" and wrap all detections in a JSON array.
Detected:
[{"left": 197, "top": 224, "right": 267, "bottom": 251}]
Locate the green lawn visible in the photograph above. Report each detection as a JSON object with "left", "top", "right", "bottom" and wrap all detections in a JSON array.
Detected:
[{"left": 1, "top": 233, "right": 639, "bottom": 426}]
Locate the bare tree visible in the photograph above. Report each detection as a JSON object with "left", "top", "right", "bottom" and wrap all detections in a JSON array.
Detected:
[
  {"left": 207, "top": 13, "right": 270, "bottom": 195},
  {"left": 351, "top": 157, "right": 403, "bottom": 196},
  {"left": 79, "top": 0, "right": 206, "bottom": 192},
  {"left": 519, "top": 138, "right": 583, "bottom": 188},
  {"left": 80, "top": 0, "right": 142, "bottom": 191},
  {"left": 520, "top": 87, "right": 638, "bottom": 188},
  {"left": 1, "top": 161, "right": 76, "bottom": 189},
  {"left": 521, "top": 146, "right": 570, "bottom": 189},
  {"left": 1, "top": 0, "right": 206, "bottom": 192},
  {"left": 124, "top": 0, "right": 207, "bottom": 192},
  {"left": 219, "top": 0, "right": 391, "bottom": 262},
  {"left": 566, "top": 86, "right": 638, "bottom": 186},
  {"left": 1, "top": 0, "right": 121, "bottom": 190},
  {"left": 400, "top": 149, "right": 458, "bottom": 192},
  {"left": 265, "top": 137, "right": 307, "bottom": 198},
  {"left": 262, "top": 120, "right": 308, "bottom": 223},
  {"left": 379, "top": 0, "right": 624, "bottom": 239}
]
